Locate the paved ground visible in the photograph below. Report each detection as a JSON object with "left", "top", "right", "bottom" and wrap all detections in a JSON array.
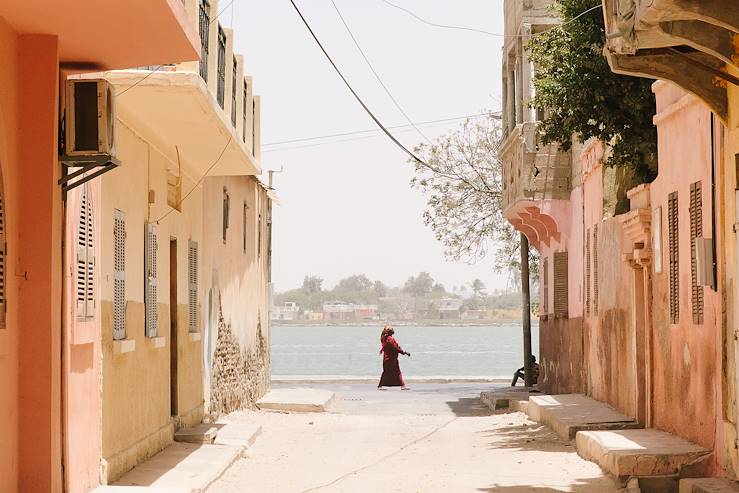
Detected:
[{"left": 208, "top": 384, "right": 622, "bottom": 493}]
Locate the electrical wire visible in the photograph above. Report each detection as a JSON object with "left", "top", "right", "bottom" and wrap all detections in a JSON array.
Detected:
[
  {"left": 288, "top": 0, "right": 430, "bottom": 168},
  {"left": 330, "top": 0, "right": 431, "bottom": 144}
]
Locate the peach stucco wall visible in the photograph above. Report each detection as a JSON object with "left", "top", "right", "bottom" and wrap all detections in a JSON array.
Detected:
[{"left": 649, "top": 82, "right": 723, "bottom": 465}]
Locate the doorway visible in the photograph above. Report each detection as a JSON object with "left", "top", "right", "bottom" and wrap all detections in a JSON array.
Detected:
[{"left": 170, "top": 238, "right": 178, "bottom": 417}]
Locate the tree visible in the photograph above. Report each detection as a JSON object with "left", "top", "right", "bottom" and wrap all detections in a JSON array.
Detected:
[
  {"left": 526, "top": 0, "right": 657, "bottom": 180},
  {"left": 470, "top": 279, "right": 486, "bottom": 297},
  {"left": 301, "top": 275, "right": 323, "bottom": 294},
  {"left": 402, "top": 272, "right": 434, "bottom": 297},
  {"left": 373, "top": 280, "right": 388, "bottom": 298},
  {"left": 410, "top": 113, "right": 538, "bottom": 280},
  {"left": 334, "top": 274, "right": 373, "bottom": 293}
]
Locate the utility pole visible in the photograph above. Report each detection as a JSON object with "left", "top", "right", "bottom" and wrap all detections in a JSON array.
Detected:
[{"left": 520, "top": 233, "right": 533, "bottom": 388}]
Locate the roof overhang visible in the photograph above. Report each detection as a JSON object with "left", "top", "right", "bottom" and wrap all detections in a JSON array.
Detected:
[
  {"left": 0, "top": 0, "right": 199, "bottom": 70},
  {"left": 96, "top": 70, "right": 260, "bottom": 177}
]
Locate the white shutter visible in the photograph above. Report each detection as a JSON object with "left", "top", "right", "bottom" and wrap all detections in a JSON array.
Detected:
[
  {"left": 113, "top": 210, "right": 126, "bottom": 340},
  {"left": 76, "top": 184, "right": 95, "bottom": 320},
  {"left": 145, "top": 223, "right": 158, "bottom": 337},
  {"left": 188, "top": 240, "right": 199, "bottom": 332}
]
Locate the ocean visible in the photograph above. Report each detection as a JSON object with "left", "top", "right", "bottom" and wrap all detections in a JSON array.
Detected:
[{"left": 270, "top": 323, "right": 539, "bottom": 380}]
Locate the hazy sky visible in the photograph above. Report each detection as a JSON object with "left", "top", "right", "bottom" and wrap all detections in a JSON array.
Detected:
[{"left": 230, "top": 0, "right": 507, "bottom": 292}]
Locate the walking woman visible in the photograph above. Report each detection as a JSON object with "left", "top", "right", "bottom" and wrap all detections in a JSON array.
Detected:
[{"left": 378, "top": 325, "right": 411, "bottom": 390}]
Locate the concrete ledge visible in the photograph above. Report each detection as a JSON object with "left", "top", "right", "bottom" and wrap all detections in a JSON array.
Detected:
[
  {"left": 174, "top": 424, "right": 218, "bottom": 444},
  {"left": 150, "top": 336, "right": 166, "bottom": 349},
  {"left": 576, "top": 429, "right": 710, "bottom": 479},
  {"left": 257, "top": 388, "right": 336, "bottom": 413},
  {"left": 214, "top": 422, "right": 262, "bottom": 453},
  {"left": 480, "top": 388, "right": 535, "bottom": 413},
  {"left": 680, "top": 478, "right": 739, "bottom": 493},
  {"left": 527, "top": 394, "right": 640, "bottom": 441},
  {"left": 113, "top": 339, "right": 136, "bottom": 354},
  {"left": 188, "top": 332, "right": 201, "bottom": 342}
]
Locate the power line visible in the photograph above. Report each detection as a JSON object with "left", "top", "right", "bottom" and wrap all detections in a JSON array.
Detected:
[
  {"left": 288, "top": 0, "right": 430, "bottom": 168},
  {"left": 330, "top": 0, "right": 431, "bottom": 144},
  {"left": 264, "top": 112, "right": 494, "bottom": 147}
]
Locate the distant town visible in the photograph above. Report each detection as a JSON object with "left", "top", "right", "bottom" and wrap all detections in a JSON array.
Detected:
[{"left": 271, "top": 273, "right": 534, "bottom": 325}]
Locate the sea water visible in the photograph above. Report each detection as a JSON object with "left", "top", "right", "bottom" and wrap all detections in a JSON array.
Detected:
[{"left": 271, "top": 323, "right": 539, "bottom": 379}]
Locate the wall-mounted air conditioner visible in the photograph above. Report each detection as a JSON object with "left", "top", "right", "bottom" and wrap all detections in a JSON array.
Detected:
[{"left": 64, "top": 79, "right": 116, "bottom": 157}]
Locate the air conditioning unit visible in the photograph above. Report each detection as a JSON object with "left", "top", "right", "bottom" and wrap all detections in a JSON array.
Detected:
[{"left": 64, "top": 79, "right": 116, "bottom": 157}]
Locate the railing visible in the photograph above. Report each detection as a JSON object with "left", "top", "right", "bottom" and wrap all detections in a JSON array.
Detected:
[
  {"left": 199, "top": 0, "right": 210, "bottom": 82},
  {"left": 216, "top": 26, "right": 226, "bottom": 109},
  {"left": 231, "top": 57, "right": 238, "bottom": 126}
]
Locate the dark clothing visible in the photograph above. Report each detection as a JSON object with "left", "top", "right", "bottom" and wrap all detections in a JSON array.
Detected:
[
  {"left": 378, "top": 336, "right": 406, "bottom": 387},
  {"left": 511, "top": 362, "right": 540, "bottom": 387}
]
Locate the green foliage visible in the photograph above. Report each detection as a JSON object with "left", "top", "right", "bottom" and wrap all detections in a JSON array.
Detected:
[
  {"left": 402, "top": 272, "right": 435, "bottom": 297},
  {"left": 526, "top": 0, "right": 657, "bottom": 180}
]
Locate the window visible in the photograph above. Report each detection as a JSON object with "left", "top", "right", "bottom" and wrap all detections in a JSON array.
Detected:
[
  {"left": 257, "top": 212, "right": 262, "bottom": 259},
  {"left": 252, "top": 99, "right": 256, "bottom": 157},
  {"left": 145, "top": 223, "right": 158, "bottom": 337},
  {"left": 231, "top": 57, "right": 238, "bottom": 126},
  {"left": 243, "top": 81, "right": 248, "bottom": 143},
  {"left": 668, "top": 191, "right": 679, "bottom": 324},
  {"left": 76, "top": 183, "right": 95, "bottom": 320},
  {"left": 553, "top": 252, "right": 568, "bottom": 318},
  {"left": 113, "top": 210, "right": 126, "bottom": 340},
  {"left": 690, "top": 182, "right": 704, "bottom": 324},
  {"left": 222, "top": 188, "right": 230, "bottom": 244},
  {"left": 188, "top": 241, "right": 199, "bottom": 333},
  {"left": 585, "top": 228, "right": 591, "bottom": 316},
  {"left": 216, "top": 25, "right": 226, "bottom": 109},
  {"left": 247, "top": 200, "right": 249, "bottom": 253},
  {"left": 593, "top": 224, "right": 599, "bottom": 315},
  {"left": 199, "top": 0, "right": 210, "bottom": 81},
  {"left": 542, "top": 258, "right": 548, "bottom": 314}
]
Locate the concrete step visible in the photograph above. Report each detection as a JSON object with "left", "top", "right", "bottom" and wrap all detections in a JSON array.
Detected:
[
  {"left": 257, "top": 388, "right": 336, "bottom": 412},
  {"left": 576, "top": 429, "right": 710, "bottom": 480},
  {"left": 680, "top": 478, "right": 739, "bottom": 493},
  {"left": 174, "top": 423, "right": 219, "bottom": 444},
  {"left": 527, "top": 394, "right": 641, "bottom": 441},
  {"left": 214, "top": 422, "right": 262, "bottom": 451},
  {"left": 480, "top": 388, "right": 533, "bottom": 413}
]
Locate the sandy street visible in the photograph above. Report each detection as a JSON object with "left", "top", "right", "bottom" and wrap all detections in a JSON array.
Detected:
[{"left": 208, "top": 384, "right": 621, "bottom": 493}]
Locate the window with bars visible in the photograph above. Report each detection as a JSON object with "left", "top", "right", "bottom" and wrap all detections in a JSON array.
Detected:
[
  {"left": 145, "top": 223, "right": 158, "bottom": 337},
  {"left": 593, "top": 224, "right": 599, "bottom": 315},
  {"left": 243, "top": 202, "right": 248, "bottom": 253},
  {"left": 188, "top": 241, "right": 199, "bottom": 333},
  {"left": 668, "top": 192, "right": 679, "bottom": 324},
  {"left": 0, "top": 178, "right": 6, "bottom": 328},
  {"left": 257, "top": 212, "right": 262, "bottom": 259},
  {"left": 199, "top": 0, "right": 210, "bottom": 81},
  {"left": 585, "top": 229, "right": 591, "bottom": 316},
  {"left": 252, "top": 99, "right": 256, "bottom": 157},
  {"left": 216, "top": 25, "right": 226, "bottom": 109},
  {"left": 231, "top": 57, "right": 238, "bottom": 126},
  {"left": 553, "top": 252, "right": 568, "bottom": 318},
  {"left": 113, "top": 210, "right": 126, "bottom": 340},
  {"left": 76, "top": 184, "right": 95, "bottom": 320},
  {"left": 243, "top": 81, "right": 248, "bottom": 144},
  {"left": 542, "top": 258, "right": 548, "bottom": 314},
  {"left": 223, "top": 188, "right": 230, "bottom": 244},
  {"left": 689, "top": 181, "right": 704, "bottom": 324}
]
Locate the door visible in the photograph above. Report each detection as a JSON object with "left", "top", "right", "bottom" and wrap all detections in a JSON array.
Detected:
[{"left": 170, "top": 238, "right": 178, "bottom": 417}]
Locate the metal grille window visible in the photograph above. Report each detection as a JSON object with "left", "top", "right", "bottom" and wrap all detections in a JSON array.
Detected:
[
  {"left": 593, "top": 224, "right": 599, "bottom": 315},
  {"left": 76, "top": 184, "right": 95, "bottom": 320},
  {"left": 690, "top": 182, "right": 704, "bottom": 324},
  {"left": 243, "top": 81, "right": 248, "bottom": 143},
  {"left": 113, "top": 210, "right": 126, "bottom": 340},
  {"left": 542, "top": 258, "right": 548, "bottom": 314},
  {"left": 243, "top": 202, "right": 248, "bottom": 253},
  {"left": 223, "top": 188, "right": 230, "bottom": 244},
  {"left": 199, "top": 0, "right": 210, "bottom": 81},
  {"left": 231, "top": 57, "right": 238, "bottom": 126},
  {"left": 668, "top": 192, "right": 679, "bottom": 324},
  {"left": 145, "top": 223, "right": 158, "bottom": 337},
  {"left": 553, "top": 252, "right": 568, "bottom": 318},
  {"left": 585, "top": 228, "right": 591, "bottom": 316},
  {"left": 188, "top": 241, "right": 199, "bottom": 333},
  {"left": 216, "top": 25, "right": 226, "bottom": 109},
  {"left": 257, "top": 212, "right": 262, "bottom": 259}
]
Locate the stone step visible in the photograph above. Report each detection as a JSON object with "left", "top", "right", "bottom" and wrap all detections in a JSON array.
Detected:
[
  {"left": 680, "top": 478, "right": 739, "bottom": 493},
  {"left": 257, "top": 388, "right": 336, "bottom": 412},
  {"left": 527, "top": 394, "right": 641, "bottom": 441},
  {"left": 576, "top": 429, "right": 710, "bottom": 480},
  {"left": 174, "top": 423, "right": 219, "bottom": 444},
  {"left": 480, "top": 388, "right": 533, "bottom": 412}
]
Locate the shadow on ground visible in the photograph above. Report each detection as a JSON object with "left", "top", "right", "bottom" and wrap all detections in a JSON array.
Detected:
[
  {"left": 479, "top": 421, "right": 569, "bottom": 452},
  {"left": 445, "top": 397, "right": 493, "bottom": 417},
  {"left": 477, "top": 477, "right": 617, "bottom": 492}
]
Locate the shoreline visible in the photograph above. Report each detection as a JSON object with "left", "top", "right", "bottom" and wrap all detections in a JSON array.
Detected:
[
  {"left": 271, "top": 319, "right": 536, "bottom": 328},
  {"left": 272, "top": 375, "right": 511, "bottom": 385}
]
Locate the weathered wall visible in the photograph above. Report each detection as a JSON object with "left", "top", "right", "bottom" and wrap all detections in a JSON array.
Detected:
[
  {"left": 202, "top": 176, "right": 271, "bottom": 416},
  {"left": 649, "top": 82, "right": 723, "bottom": 463},
  {"left": 539, "top": 316, "right": 585, "bottom": 394},
  {"left": 100, "top": 121, "right": 204, "bottom": 482}
]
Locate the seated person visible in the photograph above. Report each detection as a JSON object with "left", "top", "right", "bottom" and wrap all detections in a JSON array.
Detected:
[{"left": 511, "top": 355, "right": 539, "bottom": 387}]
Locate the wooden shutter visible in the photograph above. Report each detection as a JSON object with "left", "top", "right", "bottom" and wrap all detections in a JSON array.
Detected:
[
  {"left": 258, "top": 212, "right": 262, "bottom": 259},
  {"left": 76, "top": 184, "right": 95, "bottom": 320},
  {"left": 668, "top": 192, "right": 679, "bottom": 324},
  {"left": 188, "top": 240, "right": 199, "bottom": 333},
  {"left": 222, "top": 188, "right": 230, "bottom": 244},
  {"left": 689, "top": 182, "right": 704, "bottom": 324},
  {"left": 145, "top": 223, "right": 158, "bottom": 337},
  {"left": 542, "top": 258, "right": 549, "bottom": 314},
  {"left": 585, "top": 229, "right": 591, "bottom": 316},
  {"left": 243, "top": 202, "right": 248, "bottom": 253},
  {"left": 0, "top": 179, "right": 6, "bottom": 327},
  {"left": 113, "top": 210, "right": 126, "bottom": 340},
  {"left": 593, "top": 224, "right": 599, "bottom": 315},
  {"left": 553, "top": 252, "right": 568, "bottom": 318}
]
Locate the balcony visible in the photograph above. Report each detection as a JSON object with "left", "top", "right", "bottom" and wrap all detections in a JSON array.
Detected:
[{"left": 500, "top": 122, "right": 572, "bottom": 249}]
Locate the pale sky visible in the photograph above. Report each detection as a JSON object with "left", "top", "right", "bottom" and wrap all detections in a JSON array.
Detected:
[{"left": 230, "top": 0, "right": 507, "bottom": 292}]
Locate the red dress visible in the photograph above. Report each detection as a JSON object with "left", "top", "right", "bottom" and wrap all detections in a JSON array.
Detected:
[{"left": 378, "top": 336, "right": 406, "bottom": 387}]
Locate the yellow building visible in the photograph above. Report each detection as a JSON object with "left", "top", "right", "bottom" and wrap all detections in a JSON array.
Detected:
[{"left": 71, "top": 0, "right": 271, "bottom": 482}]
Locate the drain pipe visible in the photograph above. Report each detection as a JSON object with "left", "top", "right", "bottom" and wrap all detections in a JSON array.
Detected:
[{"left": 710, "top": 113, "right": 718, "bottom": 291}]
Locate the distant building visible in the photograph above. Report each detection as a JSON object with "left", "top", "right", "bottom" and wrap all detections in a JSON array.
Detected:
[
  {"left": 303, "top": 310, "right": 324, "bottom": 321},
  {"left": 323, "top": 302, "right": 378, "bottom": 321},
  {"left": 272, "top": 302, "right": 300, "bottom": 321},
  {"left": 434, "top": 298, "right": 463, "bottom": 320}
]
